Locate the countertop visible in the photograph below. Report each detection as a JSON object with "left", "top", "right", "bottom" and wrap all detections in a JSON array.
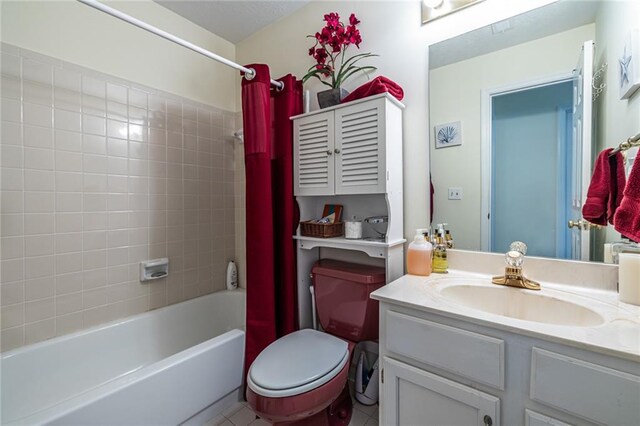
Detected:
[{"left": 371, "top": 270, "right": 640, "bottom": 362}]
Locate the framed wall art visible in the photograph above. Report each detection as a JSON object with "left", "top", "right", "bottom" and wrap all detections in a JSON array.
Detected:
[
  {"left": 434, "top": 121, "right": 462, "bottom": 149},
  {"left": 619, "top": 28, "right": 640, "bottom": 100}
]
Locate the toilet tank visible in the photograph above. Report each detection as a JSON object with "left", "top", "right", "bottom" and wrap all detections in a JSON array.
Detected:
[{"left": 311, "top": 259, "right": 386, "bottom": 342}]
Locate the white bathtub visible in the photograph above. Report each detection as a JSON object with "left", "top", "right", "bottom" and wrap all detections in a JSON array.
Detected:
[{"left": 1, "top": 289, "right": 246, "bottom": 425}]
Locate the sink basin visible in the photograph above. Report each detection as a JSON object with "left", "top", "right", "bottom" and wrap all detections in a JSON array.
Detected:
[{"left": 439, "top": 284, "right": 605, "bottom": 327}]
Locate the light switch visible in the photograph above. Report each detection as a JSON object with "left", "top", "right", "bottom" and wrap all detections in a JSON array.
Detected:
[{"left": 448, "top": 187, "right": 463, "bottom": 200}]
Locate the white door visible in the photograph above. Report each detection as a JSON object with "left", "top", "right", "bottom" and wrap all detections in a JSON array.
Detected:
[
  {"left": 569, "top": 40, "right": 594, "bottom": 261},
  {"left": 334, "top": 98, "right": 386, "bottom": 194},
  {"left": 293, "top": 111, "right": 335, "bottom": 196},
  {"left": 382, "top": 357, "right": 500, "bottom": 426}
]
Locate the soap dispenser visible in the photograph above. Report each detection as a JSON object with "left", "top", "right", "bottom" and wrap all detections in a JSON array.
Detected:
[
  {"left": 432, "top": 227, "right": 448, "bottom": 274},
  {"left": 407, "top": 228, "right": 433, "bottom": 276},
  {"left": 445, "top": 229, "right": 455, "bottom": 249}
]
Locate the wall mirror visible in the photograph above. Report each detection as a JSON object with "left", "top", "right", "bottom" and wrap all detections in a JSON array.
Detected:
[{"left": 428, "top": 0, "right": 640, "bottom": 263}]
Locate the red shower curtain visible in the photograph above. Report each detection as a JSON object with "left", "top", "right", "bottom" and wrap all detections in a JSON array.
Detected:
[{"left": 242, "top": 65, "right": 302, "bottom": 380}]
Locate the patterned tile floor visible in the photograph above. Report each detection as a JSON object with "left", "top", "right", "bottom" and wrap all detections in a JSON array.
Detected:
[{"left": 204, "top": 398, "right": 379, "bottom": 426}]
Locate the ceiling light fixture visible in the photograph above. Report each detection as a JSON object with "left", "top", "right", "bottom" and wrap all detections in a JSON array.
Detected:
[
  {"left": 422, "top": 0, "right": 485, "bottom": 24},
  {"left": 423, "top": 0, "right": 445, "bottom": 9}
]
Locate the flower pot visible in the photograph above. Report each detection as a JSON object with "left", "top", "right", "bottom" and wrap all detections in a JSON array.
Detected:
[{"left": 317, "top": 87, "right": 349, "bottom": 109}]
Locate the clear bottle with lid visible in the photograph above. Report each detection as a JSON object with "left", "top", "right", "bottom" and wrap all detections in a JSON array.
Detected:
[
  {"left": 407, "top": 229, "right": 433, "bottom": 276},
  {"left": 445, "top": 230, "right": 454, "bottom": 249},
  {"left": 432, "top": 235, "right": 449, "bottom": 273}
]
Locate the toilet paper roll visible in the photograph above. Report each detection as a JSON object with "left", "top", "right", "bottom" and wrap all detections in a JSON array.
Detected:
[
  {"left": 345, "top": 221, "right": 363, "bottom": 239},
  {"left": 618, "top": 253, "right": 640, "bottom": 306}
]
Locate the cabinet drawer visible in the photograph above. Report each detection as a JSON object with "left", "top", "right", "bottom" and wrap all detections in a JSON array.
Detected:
[
  {"left": 524, "top": 409, "right": 572, "bottom": 426},
  {"left": 386, "top": 311, "right": 504, "bottom": 389},
  {"left": 530, "top": 347, "right": 640, "bottom": 425}
]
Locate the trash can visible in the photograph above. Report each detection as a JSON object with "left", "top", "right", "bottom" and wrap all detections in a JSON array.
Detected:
[{"left": 354, "top": 341, "right": 379, "bottom": 405}]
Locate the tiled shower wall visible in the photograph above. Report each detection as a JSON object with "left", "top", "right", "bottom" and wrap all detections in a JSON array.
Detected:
[{"left": 0, "top": 44, "right": 240, "bottom": 351}]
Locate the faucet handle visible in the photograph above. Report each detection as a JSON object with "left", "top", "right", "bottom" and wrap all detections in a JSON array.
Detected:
[
  {"left": 505, "top": 250, "right": 524, "bottom": 268},
  {"left": 509, "top": 241, "right": 527, "bottom": 256}
]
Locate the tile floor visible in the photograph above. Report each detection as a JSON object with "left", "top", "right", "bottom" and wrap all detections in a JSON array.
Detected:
[{"left": 204, "top": 398, "right": 379, "bottom": 426}]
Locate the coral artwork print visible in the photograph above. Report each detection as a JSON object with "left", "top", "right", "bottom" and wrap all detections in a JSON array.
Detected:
[{"left": 434, "top": 121, "right": 462, "bottom": 148}]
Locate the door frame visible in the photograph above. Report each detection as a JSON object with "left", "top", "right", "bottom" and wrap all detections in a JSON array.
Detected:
[{"left": 480, "top": 72, "right": 575, "bottom": 252}]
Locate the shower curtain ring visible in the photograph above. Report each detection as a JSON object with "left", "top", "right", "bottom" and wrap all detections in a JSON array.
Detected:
[
  {"left": 244, "top": 68, "right": 256, "bottom": 80},
  {"left": 275, "top": 81, "right": 285, "bottom": 92}
]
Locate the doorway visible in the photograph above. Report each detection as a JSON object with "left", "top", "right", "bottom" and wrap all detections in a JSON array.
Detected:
[{"left": 488, "top": 80, "right": 574, "bottom": 258}]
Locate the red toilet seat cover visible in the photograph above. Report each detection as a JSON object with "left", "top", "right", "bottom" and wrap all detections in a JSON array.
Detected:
[{"left": 248, "top": 329, "right": 349, "bottom": 397}]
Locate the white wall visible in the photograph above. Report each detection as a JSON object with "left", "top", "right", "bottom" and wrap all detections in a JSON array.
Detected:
[
  {"left": 429, "top": 24, "right": 595, "bottom": 251},
  {"left": 593, "top": 0, "right": 640, "bottom": 259},
  {"left": 0, "top": 0, "right": 237, "bottom": 111}
]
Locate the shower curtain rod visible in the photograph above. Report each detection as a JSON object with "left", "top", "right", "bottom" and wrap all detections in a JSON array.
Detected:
[{"left": 77, "top": 0, "right": 284, "bottom": 90}]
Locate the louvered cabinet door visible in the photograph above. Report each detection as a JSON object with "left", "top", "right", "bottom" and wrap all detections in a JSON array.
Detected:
[
  {"left": 293, "top": 112, "right": 335, "bottom": 196},
  {"left": 335, "top": 99, "right": 386, "bottom": 194}
]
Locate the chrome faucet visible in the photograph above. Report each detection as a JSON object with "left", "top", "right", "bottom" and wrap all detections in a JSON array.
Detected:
[
  {"left": 611, "top": 241, "right": 640, "bottom": 264},
  {"left": 492, "top": 241, "right": 541, "bottom": 291}
]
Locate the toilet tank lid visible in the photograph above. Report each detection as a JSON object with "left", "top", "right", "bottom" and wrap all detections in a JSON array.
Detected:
[
  {"left": 249, "top": 329, "right": 348, "bottom": 392},
  {"left": 312, "top": 259, "right": 385, "bottom": 284}
]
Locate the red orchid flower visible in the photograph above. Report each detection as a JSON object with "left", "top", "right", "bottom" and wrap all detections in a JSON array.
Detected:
[{"left": 303, "top": 12, "right": 377, "bottom": 89}]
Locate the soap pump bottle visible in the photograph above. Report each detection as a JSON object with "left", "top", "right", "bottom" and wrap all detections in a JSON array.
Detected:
[
  {"left": 432, "top": 228, "right": 449, "bottom": 274},
  {"left": 407, "top": 229, "right": 433, "bottom": 276},
  {"left": 445, "top": 229, "right": 455, "bottom": 249}
]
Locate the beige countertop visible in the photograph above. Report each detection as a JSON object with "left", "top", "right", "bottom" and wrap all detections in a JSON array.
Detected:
[{"left": 372, "top": 270, "right": 640, "bottom": 362}]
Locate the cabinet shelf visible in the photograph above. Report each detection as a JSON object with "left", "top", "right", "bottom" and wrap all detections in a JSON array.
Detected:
[{"left": 294, "top": 235, "right": 406, "bottom": 257}]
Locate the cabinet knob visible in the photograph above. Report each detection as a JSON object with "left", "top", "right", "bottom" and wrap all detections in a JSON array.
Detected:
[
  {"left": 326, "top": 150, "right": 333, "bottom": 156},
  {"left": 334, "top": 148, "right": 341, "bottom": 154},
  {"left": 483, "top": 415, "right": 493, "bottom": 426}
]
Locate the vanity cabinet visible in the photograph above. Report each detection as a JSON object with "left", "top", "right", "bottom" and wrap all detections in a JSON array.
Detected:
[
  {"left": 293, "top": 94, "right": 402, "bottom": 196},
  {"left": 378, "top": 302, "right": 640, "bottom": 426}
]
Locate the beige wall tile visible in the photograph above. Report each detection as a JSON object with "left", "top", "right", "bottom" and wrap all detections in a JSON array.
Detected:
[{"left": 0, "top": 45, "right": 237, "bottom": 351}]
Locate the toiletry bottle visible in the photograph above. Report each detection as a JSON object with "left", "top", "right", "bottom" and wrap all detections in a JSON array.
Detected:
[
  {"left": 432, "top": 235, "right": 449, "bottom": 273},
  {"left": 445, "top": 230, "right": 455, "bottom": 249},
  {"left": 407, "top": 229, "right": 433, "bottom": 276},
  {"left": 226, "top": 261, "right": 238, "bottom": 290}
]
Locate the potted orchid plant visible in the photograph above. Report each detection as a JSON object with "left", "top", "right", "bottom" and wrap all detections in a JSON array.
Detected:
[{"left": 303, "top": 12, "right": 377, "bottom": 108}]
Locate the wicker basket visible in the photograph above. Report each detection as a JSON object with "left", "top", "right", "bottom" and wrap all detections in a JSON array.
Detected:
[{"left": 300, "top": 221, "right": 344, "bottom": 238}]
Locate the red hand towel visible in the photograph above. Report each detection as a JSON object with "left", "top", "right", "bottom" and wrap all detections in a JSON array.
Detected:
[
  {"left": 607, "top": 150, "right": 626, "bottom": 223},
  {"left": 614, "top": 155, "right": 640, "bottom": 242},
  {"left": 341, "top": 76, "right": 404, "bottom": 104},
  {"left": 582, "top": 148, "right": 615, "bottom": 225}
]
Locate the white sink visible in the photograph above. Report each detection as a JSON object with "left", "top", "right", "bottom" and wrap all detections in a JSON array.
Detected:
[{"left": 439, "top": 284, "right": 605, "bottom": 327}]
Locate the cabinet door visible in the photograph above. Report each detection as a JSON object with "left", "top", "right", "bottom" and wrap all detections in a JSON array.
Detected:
[
  {"left": 382, "top": 357, "right": 500, "bottom": 426},
  {"left": 334, "top": 98, "right": 386, "bottom": 194},
  {"left": 293, "top": 111, "right": 335, "bottom": 196}
]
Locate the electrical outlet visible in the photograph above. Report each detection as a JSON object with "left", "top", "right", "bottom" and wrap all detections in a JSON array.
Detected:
[{"left": 448, "top": 187, "right": 463, "bottom": 200}]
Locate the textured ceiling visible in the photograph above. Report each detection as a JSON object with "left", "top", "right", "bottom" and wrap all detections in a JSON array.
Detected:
[
  {"left": 429, "top": 0, "right": 600, "bottom": 69},
  {"left": 155, "top": 0, "right": 311, "bottom": 43}
]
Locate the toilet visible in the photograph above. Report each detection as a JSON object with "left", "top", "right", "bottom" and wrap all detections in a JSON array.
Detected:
[{"left": 246, "top": 259, "right": 386, "bottom": 425}]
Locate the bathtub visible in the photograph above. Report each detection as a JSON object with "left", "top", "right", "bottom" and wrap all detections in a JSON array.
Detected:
[{"left": 1, "top": 289, "right": 246, "bottom": 425}]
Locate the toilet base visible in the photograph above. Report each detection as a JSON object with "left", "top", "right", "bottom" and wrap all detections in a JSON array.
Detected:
[{"left": 273, "top": 386, "right": 352, "bottom": 426}]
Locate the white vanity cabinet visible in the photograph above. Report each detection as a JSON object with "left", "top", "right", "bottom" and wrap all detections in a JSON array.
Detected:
[
  {"left": 293, "top": 93, "right": 402, "bottom": 196},
  {"left": 378, "top": 302, "right": 640, "bottom": 426}
]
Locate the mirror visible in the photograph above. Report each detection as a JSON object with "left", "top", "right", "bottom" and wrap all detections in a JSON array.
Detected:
[{"left": 428, "top": 0, "right": 640, "bottom": 262}]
